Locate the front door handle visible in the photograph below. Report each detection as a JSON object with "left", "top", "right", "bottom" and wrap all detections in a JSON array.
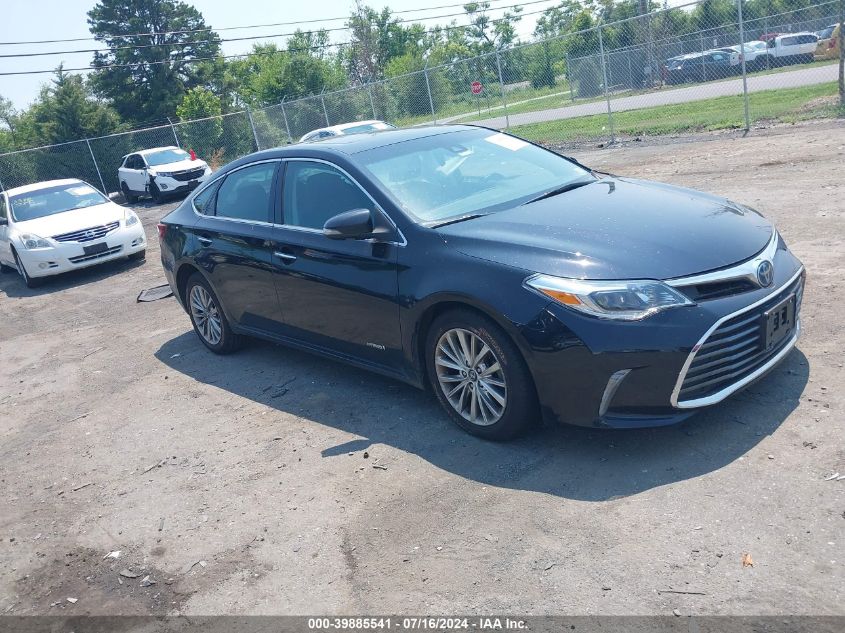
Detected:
[
  {"left": 197, "top": 236, "right": 212, "bottom": 247},
  {"left": 273, "top": 251, "right": 297, "bottom": 263}
]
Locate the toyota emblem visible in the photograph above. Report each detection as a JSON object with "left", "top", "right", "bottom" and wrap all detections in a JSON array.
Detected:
[{"left": 756, "top": 260, "right": 774, "bottom": 287}]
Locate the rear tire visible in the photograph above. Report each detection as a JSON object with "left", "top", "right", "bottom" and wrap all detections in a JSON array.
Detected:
[
  {"left": 121, "top": 182, "right": 138, "bottom": 204},
  {"left": 13, "top": 249, "right": 43, "bottom": 288},
  {"left": 425, "top": 309, "right": 538, "bottom": 440},
  {"left": 185, "top": 273, "right": 242, "bottom": 354}
]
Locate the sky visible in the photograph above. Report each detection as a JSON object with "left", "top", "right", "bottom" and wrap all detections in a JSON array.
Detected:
[{"left": 0, "top": 0, "right": 570, "bottom": 110}]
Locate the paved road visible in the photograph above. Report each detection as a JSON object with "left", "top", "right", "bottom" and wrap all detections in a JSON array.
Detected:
[{"left": 468, "top": 63, "right": 839, "bottom": 129}]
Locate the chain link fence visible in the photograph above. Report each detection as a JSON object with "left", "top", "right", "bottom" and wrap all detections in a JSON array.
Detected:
[{"left": 0, "top": 0, "right": 840, "bottom": 194}]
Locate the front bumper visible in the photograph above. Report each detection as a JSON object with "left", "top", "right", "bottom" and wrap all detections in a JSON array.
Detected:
[
  {"left": 524, "top": 247, "right": 805, "bottom": 429},
  {"left": 151, "top": 171, "right": 210, "bottom": 195},
  {"left": 18, "top": 224, "right": 146, "bottom": 278}
]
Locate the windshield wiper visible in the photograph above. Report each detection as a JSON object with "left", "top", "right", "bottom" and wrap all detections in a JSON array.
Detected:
[
  {"left": 430, "top": 213, "right": 487, "bottom": 228},
  {"left": 522, "top": 178, "right": 595, "bottom": 205}
]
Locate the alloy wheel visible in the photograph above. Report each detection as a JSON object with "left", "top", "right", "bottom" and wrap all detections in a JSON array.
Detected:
[
  {"left": 189, "top": 284, "right": 223, "bottom": 346},
  {"left": 434, "top": 328, "right": 507, "bottom": 426}
]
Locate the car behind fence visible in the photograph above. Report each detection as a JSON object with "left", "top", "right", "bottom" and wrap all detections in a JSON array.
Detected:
[{"left": 0, "top": 0, "right": 841, "bottom": 194}]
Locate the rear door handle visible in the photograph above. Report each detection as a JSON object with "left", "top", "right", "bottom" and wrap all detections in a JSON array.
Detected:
[
  {"left": 197, "top": 236, "right": 212, "bottom": 247},
  {"left": 273, "top": 251, "right": 297, "bottom": 263}
]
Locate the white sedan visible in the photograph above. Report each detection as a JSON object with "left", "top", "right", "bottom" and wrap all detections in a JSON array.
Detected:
[
  {"left": 299, "top": 120, "right": 395, "bottom": 143},
  {"left": 0, "top": 179, "right": 146, "bottom": 288}
]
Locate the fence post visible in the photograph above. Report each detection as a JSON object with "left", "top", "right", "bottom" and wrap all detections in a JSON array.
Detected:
[
  {"left": 367, "top": 84, "right": 377, "bottom": 119},
  {"left": 424, "top": 63, "right": 437, "bottom": 123},
  {"left": 566, "top": 53, "right": 575, "bottom": 102},
  {"left": 280, "top": 98, "right": 293, "bottom": 144},
  {"left": 85, "top": 139, "right": 108, "bottom": 194},
  {"left": 494, "top": 51, "right": 510, "bottom": 130},
  {"left": 320, "top": 91, "right": 330, "bottom": 126},
  {"left": 737, "top": 0, "right": 751, "bottom": 132},
  {"left": 166, "top": 117, "right": 180, "bottom": 147},
  {"left": 597, "top": 24, "right": 616, "bottom": 144},
  {"left": 246, "top": 106, "right": 261, "bottom": 151}
]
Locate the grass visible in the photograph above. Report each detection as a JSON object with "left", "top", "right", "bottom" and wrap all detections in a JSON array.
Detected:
[
  {"left": 509, "top": 82, "right": 841, "bottom": 143},
  {"left": 431, "top": 59, "right": 841, "bottom": 127}
]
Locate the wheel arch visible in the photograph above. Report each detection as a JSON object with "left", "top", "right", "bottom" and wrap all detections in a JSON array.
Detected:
[{"left": 413, "top": 297, "right": 537, "bottom": 393}]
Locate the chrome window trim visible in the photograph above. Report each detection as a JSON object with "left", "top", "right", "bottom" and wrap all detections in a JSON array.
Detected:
[
  {"left": 190, "top": 158, "right": 281, "bottom": 225},
  {"left": 669, "top": 265, "right": 804, "bottom": 409},
  {"left": 665, "top": 228, "right": 778, "bottom": 290},
  {"left": 278, "top": 157, "right": 407, "bottom": 247}
]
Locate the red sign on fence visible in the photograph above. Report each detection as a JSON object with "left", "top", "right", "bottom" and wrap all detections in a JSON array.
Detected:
[{"left": 471, "top": 81, "right": 483, "bottom": 95}]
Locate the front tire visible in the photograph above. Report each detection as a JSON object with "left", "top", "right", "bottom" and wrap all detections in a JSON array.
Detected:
[
  {"left": 13, "top": 249, "right": 43, "bottom": 288},
  {"left": 425, "top": 309, "right": 537, "bottom": 440},
  {"left": 185, "top": 273, "right": 242, "bottom": 354},
  {"left": 149, "top": 182, "right": 164, "bottom": 204}
]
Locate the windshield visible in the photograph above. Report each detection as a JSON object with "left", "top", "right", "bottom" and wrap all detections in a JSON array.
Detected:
[
  {"left": 818, "top": 26, "right": 835, "bottom": 39},
  {"left": 145, "top": 148, "right": 190, "bottom": 166},
  {"left": 9, "top": 183, "right": 108, "bottom": 222},
  {"left": 359, "top": 129, "right": 593, "bottom": 224}
]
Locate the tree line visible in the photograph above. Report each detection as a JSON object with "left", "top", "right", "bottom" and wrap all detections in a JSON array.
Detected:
[{"left": 0, "top": 0, "right": 838, "bottom": 154}]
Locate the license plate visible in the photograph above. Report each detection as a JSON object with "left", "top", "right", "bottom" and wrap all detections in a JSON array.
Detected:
[
  {"left": 83, "top": 242, "right": 108, "bottom": 256},
  {"left": 763, "top": 294, "right": 795, "bottom": 350}
]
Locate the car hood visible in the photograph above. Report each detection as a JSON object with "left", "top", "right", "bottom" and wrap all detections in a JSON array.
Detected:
[
  {"left": 149, "top": 158, "right": 208, "bottom": 173},
  {"left": 436, "top": 177, "right": 773, "bottom": 280},
  {"left": 15, "top": 202, "right": 126, "bottom": 238}
]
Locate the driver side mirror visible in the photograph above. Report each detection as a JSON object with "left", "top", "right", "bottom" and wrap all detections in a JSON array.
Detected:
[
  {"left": 323, "top": 208, "right": 376, "bottom": 240},
  {"left": 0, "top": 217, "right": 7, "bottom": 226}
]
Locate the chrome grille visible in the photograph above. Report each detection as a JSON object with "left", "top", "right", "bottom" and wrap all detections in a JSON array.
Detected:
[
  {"left": 68, "top": 245, "right": 123, "bottom": 264},
  {"left": 677, "top": 275, "right": 803, "bottom": 403},
  {"left": 53, "top": 221, "right": 120, "bottom": 243}
]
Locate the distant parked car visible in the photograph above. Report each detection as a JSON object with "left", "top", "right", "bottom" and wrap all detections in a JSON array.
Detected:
[
  {"left": 729, "top": 41, "right": 770, "bottom": 70},
  {"left": 118, "top": 146, "right": 211, "bottom": 204},
  {"left": 299, "top": 120, "right": 396, "bottom": 143},
  {"left": 665, "top": 51, "right": 733, "bottom": 84},
  {"left": 814, "top": 24, "right": 840, "bottom": 60},
  {"left": 762, "top": 32, "right": 819, "bottom": 66},
  {"left": 0, "top": 179, "right": 146, "bottom": 287}
]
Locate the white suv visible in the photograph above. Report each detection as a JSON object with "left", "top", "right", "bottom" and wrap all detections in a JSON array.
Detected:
[{"left": 118, "top": 146, "right": 211, "bottom": 203}]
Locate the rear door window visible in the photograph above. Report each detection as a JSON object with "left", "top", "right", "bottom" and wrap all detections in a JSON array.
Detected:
[{"left": 214, "top": 162, "right": 277, "bottom": 223}]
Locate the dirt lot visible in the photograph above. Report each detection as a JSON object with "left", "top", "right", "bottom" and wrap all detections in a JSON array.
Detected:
[{"left": 1, "top": 121, "right": 843, "bottom": 617}]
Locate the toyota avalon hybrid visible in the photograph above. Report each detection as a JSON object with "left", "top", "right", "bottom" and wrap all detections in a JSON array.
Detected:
[{"left": 158, "top": 126, "right": 804, "bottom": 440}]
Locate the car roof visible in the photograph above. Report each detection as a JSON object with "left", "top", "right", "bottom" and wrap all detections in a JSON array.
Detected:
[
  {"left": 222, "top": 125, "right": 485, "bottom": 172},
  {"left": 5, "top": 178, "right": 86, "bottom": 196},
  {"left": 777, "top": 31, "right": 817, "bottom": 38},
  {"left": 297, "top": 125, "right": 475, "bottom": 154},
  {"left": 136, "top": 146, "right": 181, "bottom": 156}
]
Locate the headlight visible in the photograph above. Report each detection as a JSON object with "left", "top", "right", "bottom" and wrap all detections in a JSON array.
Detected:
[
  {"left": 155, "top": 171, "right": 174, "bottom": 178},
  {"left": 526, "top": 274, "right": 694, "bottom": 321},
  {"left": 125, "top": 211, "right": 140, "bottom": 226},
  {"left": 19, "top": 233, "right": 52, "bottom": 250}
]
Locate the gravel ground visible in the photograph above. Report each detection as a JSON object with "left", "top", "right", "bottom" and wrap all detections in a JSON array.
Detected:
[{"left": 0, "top": 121, "right": 843, "bottom": 616}]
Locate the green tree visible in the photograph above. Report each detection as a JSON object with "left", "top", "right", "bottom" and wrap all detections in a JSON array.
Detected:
[
  {"left": 345, "top": 3, "right": 426, "bottom": 83},
  {"left": 176, "top": 87, "right": 222, "bottom": 159},
  {"left": 14, "top": 67, "right": 122, "bottom": 146},
  {"left": 87, "top": 0, "right": 221, "bottom": 124}
]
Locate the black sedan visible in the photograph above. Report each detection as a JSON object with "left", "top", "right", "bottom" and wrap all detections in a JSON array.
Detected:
[{"left": 158, "top": 125, "right": 804, "bottom": 440}]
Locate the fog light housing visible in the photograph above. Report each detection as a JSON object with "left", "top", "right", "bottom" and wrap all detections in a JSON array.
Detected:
[
  {"left": 160, "top": 183, "right": 169, "bottom": 190},
  {"left": 38, "top": 262, "right": 49, "bottom": 270}
]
